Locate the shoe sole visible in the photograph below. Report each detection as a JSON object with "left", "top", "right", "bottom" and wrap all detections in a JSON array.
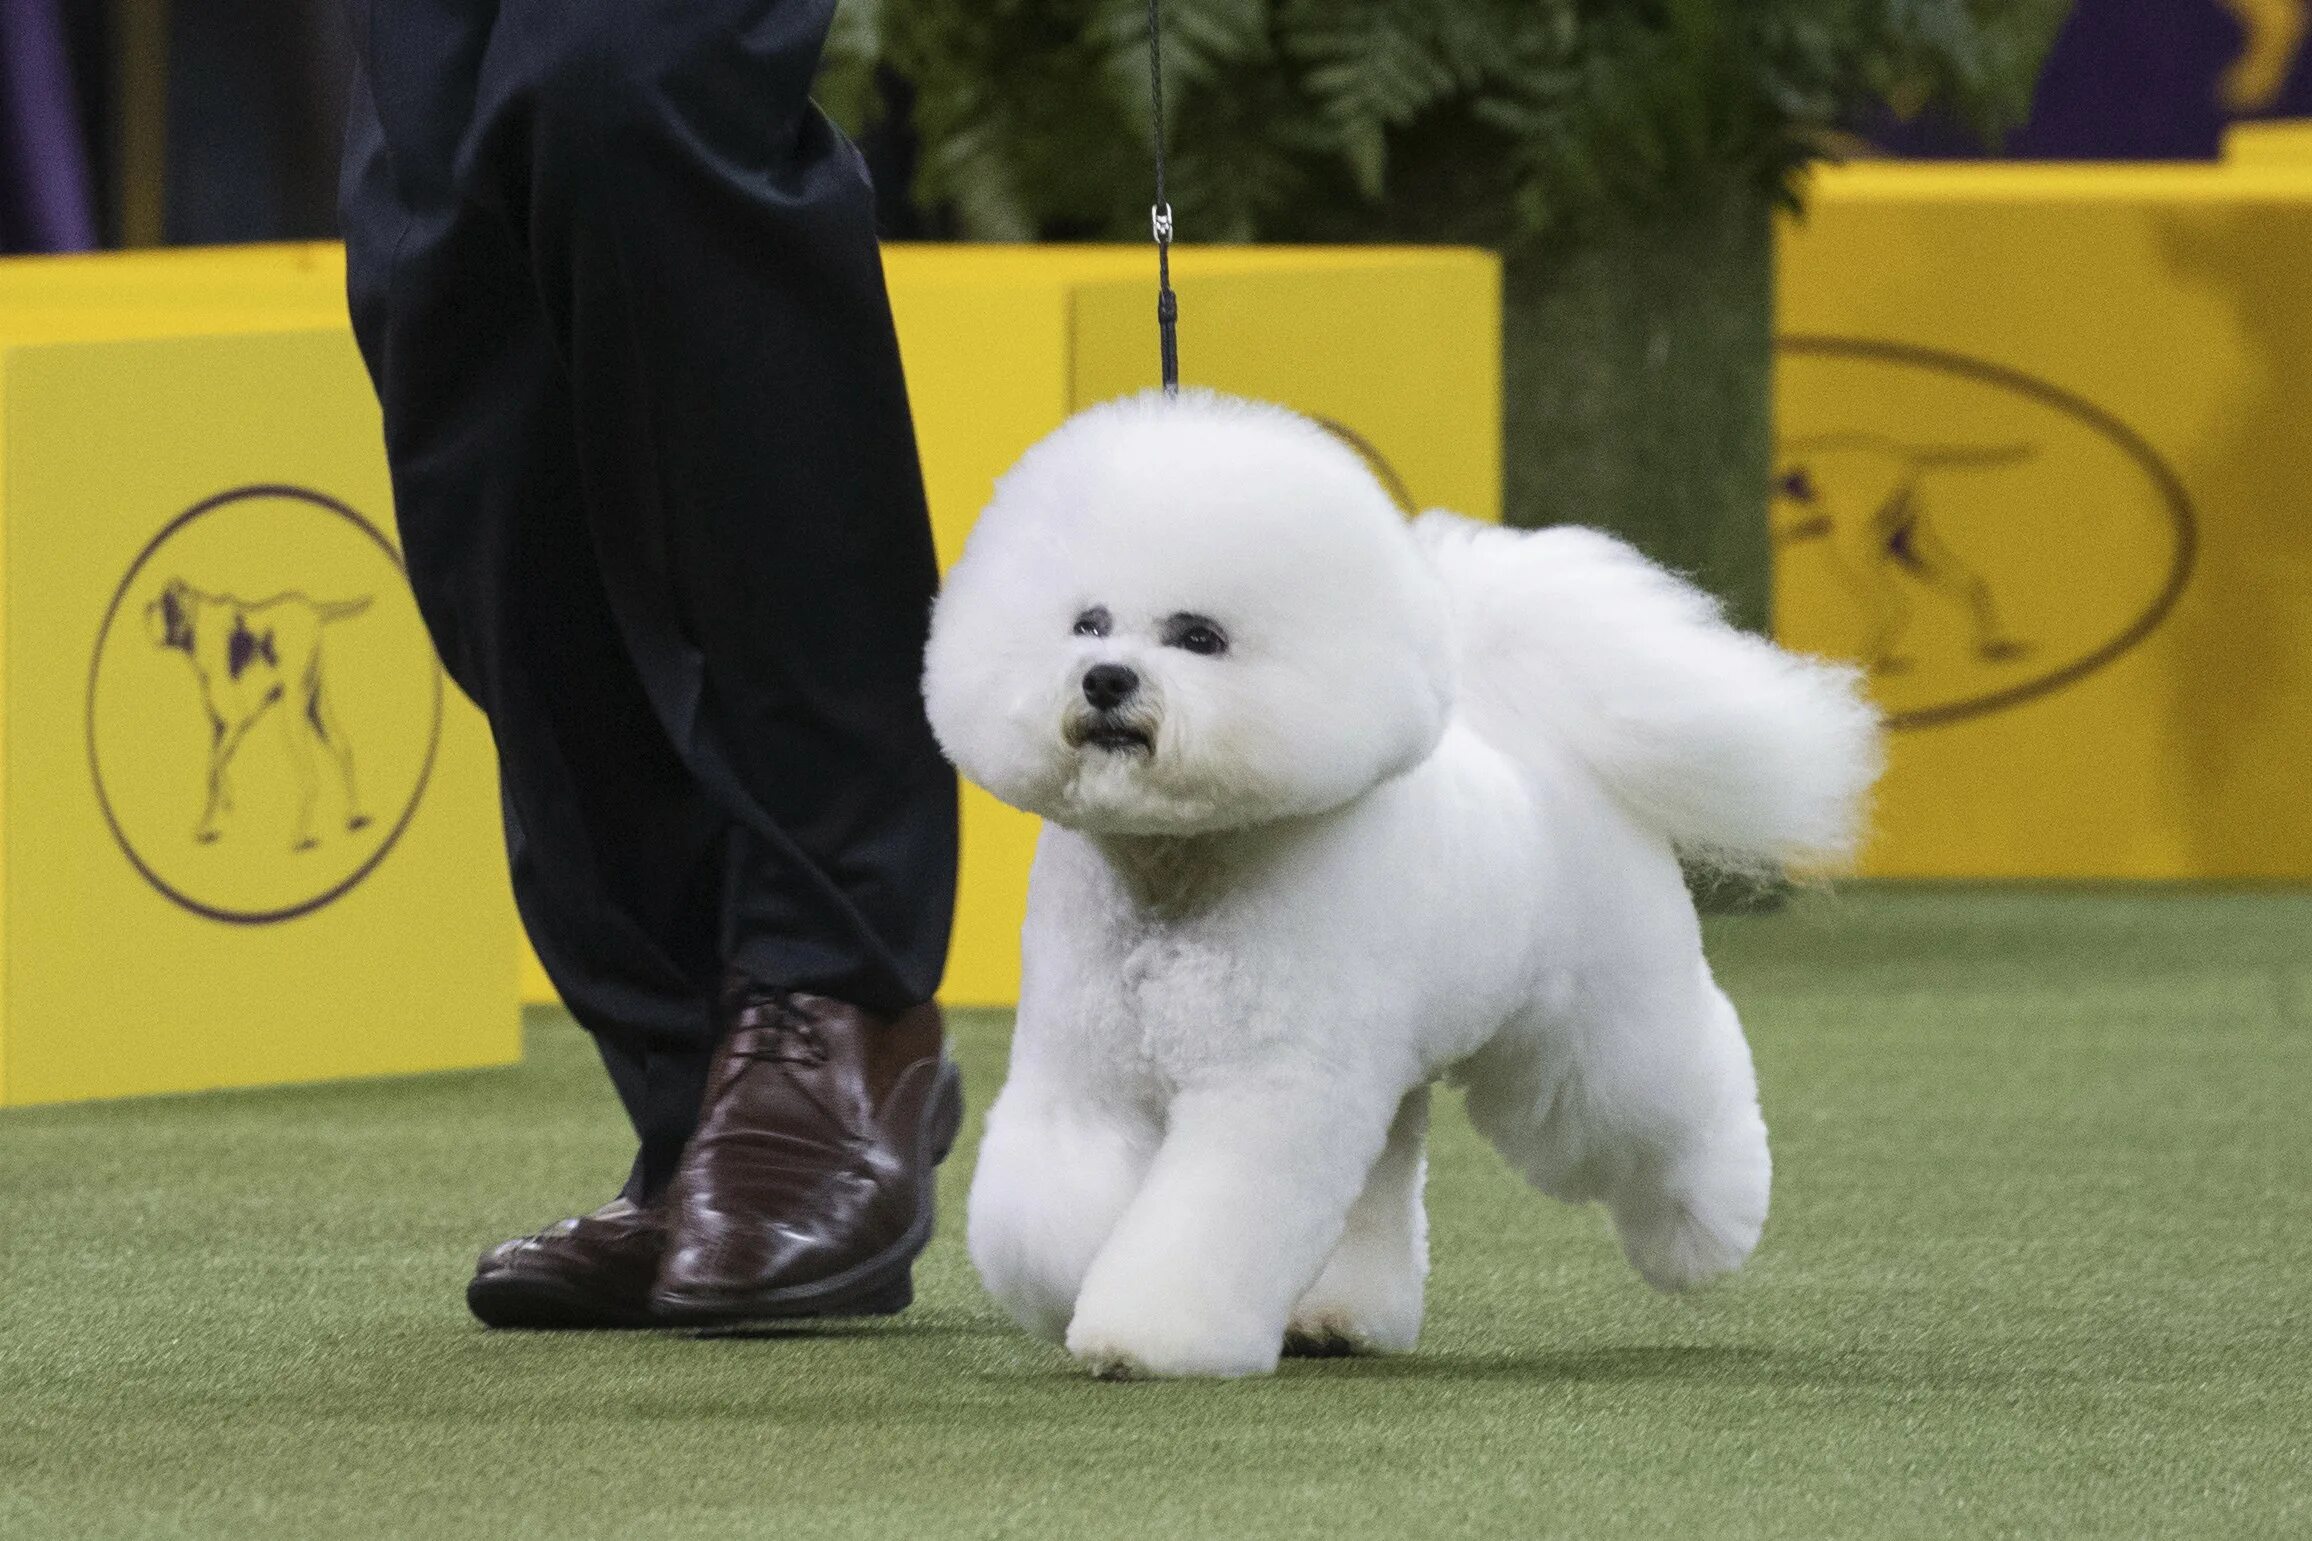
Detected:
[
  {"left": 466, "top": 1270, "right": 663, "bottom": 1331},
  {"left": 648, "top": 1056, "right": 965, "bottom": 1326}
]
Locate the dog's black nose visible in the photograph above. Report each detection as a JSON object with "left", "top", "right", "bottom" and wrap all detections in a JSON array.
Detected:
[{"left": 1082, "top": 663, "right": 1139, "bottom": 711}]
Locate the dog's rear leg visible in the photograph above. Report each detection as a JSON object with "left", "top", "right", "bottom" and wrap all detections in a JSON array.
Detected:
[
  {"left": 1858, "top": 559, "right": 1917, "bottom": 674},
  {"left": 307, "top": 676, "right": 369, "bottom": 831},
  {"left": 1286, "top": 1083, "right": 1429, "bottom": 1356},
  {"left": 1462, "top": 964, "right": 1769, "bottom": 1294},
  {"left": 273, "top": 701, "right": 323, "bottom": 850}
]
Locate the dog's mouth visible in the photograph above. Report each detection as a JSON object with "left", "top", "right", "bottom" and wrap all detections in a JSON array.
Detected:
[{"left": 1065, "top": 715, "right": 1155, "bottom": 755}]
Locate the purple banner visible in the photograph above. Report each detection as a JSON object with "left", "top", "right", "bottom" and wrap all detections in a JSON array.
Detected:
[
  {"left": 1873, "top": 0, "right": 2312, "bottom": 160},
  {"left": 0, "top": 0, "right": 99, "bottom": 252}
]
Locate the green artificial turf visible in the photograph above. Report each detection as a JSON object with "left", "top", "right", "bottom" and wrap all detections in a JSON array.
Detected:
[{"left": 3, "top": 887, "right": 2308, "bottom": 1539}]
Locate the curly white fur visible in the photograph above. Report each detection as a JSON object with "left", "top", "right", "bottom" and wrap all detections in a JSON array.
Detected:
[{"left": 923, "top": 390, "right": 1882, "bottom": 1379}]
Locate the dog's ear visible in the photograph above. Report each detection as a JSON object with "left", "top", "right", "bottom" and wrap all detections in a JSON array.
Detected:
[{"left": 145, "top": 581, "right": 191, "bottom": 651}]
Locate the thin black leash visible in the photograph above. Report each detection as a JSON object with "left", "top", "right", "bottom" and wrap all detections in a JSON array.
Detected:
[{"left": 1146, "top": 0, "right": 1179, "bottom": 394}]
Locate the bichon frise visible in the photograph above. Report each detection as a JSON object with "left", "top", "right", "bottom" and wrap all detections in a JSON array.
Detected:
[{"left": 923, "top": 390, "right": 1881, "bottom": 1379}]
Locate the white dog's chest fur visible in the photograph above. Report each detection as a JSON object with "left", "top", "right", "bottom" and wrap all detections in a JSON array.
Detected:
[
  {"left": 1037, "top": 838, "right": 1308, "bottom": 1084},
  {"left": 1018, "top": 732, "right": 1589, "bottom": 1087}
]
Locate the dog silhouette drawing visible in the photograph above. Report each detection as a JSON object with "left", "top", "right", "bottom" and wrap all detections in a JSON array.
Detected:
[
  {"left": 1772, "top": 435, "right": 2032, "bottom": 676},
  {"left": 145, "top": 578, "right": 375, "bottom": 851}
]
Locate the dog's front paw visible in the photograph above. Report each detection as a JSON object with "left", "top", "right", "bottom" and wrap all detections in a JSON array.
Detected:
[{"left": 1064, "top": 1296, "right": 1280, "bottom": 1380}]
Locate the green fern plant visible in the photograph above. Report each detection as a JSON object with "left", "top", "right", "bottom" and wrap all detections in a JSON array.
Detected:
[
  {"left": 834, "top": 0, "right": 2070, "bottom": 627},
  {"left": 851, "top": 0, "right": 2063, "bottom": 243}
]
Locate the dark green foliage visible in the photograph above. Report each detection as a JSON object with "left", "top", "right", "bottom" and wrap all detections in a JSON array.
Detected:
[
  {"left": 827, "top": 0, "right": 2071, "bottom": 617},
  {"left": 1503, "top": 178, "right": 1778, "bottom": 625},
  {"left": 841, "top": 0, "right": 2071, "bottom": 244}
]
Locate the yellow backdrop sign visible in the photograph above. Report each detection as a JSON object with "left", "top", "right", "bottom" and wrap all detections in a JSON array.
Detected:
[
  {"left": 1777, "top": 163, "right": 2312, "bottom": 878},
  {"left": 0, "top": 313, "right": 519, "bottom": 1106}
]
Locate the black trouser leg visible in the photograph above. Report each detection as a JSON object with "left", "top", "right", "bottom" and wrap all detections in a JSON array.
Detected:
[
  {"left": 500, "top": 0, "right": 958, "bottom": 1015},
  {"left": 341, "top": 0, "right": 955, "bottom": 1199}
]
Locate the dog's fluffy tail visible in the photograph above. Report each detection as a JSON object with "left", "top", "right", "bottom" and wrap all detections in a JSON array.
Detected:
[{"left": 1413, "top": 512, "right": 1881, "bottom": 874}]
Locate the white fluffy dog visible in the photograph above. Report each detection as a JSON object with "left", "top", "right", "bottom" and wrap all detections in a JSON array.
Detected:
[{"left": 923, "top": 391, "right": 1881, "bottom": 1379}]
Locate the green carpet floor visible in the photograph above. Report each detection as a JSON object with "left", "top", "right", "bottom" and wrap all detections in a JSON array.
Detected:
[{"left": 3, "top": 888, "right": 2308, "bottom": 1538}]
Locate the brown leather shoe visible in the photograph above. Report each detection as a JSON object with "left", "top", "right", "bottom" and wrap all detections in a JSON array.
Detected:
[
  {"left": 466, "top": 1197, "right": 667, "bottom": 1329},
  {"left": 651, "top": 977, "right": 963, "bottom": 1323}
]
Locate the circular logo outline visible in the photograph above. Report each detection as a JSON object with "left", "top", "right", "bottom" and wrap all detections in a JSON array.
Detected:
[
  {"left": 1314, "top": 417, "right": 1420, "bottom": 516},
  {"left": 1777, "top": 336, "right": 2200, "bottom": 732},
  {"left": 86, "top": 484, "right": 445, "bottom": 926}
]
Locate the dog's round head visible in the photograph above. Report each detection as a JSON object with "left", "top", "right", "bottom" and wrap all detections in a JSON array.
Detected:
[
  {"left": 145, "top": 579, "right": 197, "bottom": 653},
  {"left": 923, "top": 391, "right": 1454, "bottom": 836}
]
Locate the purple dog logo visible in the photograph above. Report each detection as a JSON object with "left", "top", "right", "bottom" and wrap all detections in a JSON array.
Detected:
[
  {"left": 1772, "top": 436, "right": 2034, "bottom": 678},
  {"left": 1773, "top": 339, "right": 2195, "bottom": 732},
  {"left": 89, "top": 485, "right": 444, "bottom": 926},
  {"left": 144, "top": 580, "right": 377, "bottom": 851}
]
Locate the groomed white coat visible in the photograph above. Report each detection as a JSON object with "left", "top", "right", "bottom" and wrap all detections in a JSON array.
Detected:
[{"left": 923, "top": 391, "right": 1881, "bottom": 1379}]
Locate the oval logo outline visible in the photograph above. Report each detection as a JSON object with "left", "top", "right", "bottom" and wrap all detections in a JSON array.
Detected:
[
  {"left": 1776, "top": 335, "right": 2198, "bottom": 732},
  {"left": 85, "top": 484, "right": 445, "bottom": 926}
]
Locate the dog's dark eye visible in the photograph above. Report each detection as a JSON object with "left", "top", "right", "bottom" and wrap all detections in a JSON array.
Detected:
[
  {"left": 1163, "top": 614, "right": 1228, "bottom": 656},
  {"left": 1072, "top": 606, "right": 1112, "bottom": 639}
]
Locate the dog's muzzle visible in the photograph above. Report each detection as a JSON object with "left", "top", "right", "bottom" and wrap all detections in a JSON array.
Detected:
[
  {"left": 1065, "top": 663, "right": 1157, "bottom": 754},
  {"left": 1064, "top": 707, "right": 1156, "bottom": 755}
]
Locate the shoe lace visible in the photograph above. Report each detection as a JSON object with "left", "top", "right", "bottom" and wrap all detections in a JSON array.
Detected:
[
  {"left": 713, "top": 994, "right": 868, "bottom": 1158},
  {"left": 730, "top": 998, "right": 830, "bottom": 1067}
]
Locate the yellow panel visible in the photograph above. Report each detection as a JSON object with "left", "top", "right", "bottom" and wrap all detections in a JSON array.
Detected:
[
  {"left": 1775, "top": 162, "right": 2312, "bottom": 878},
  {"left": 0, "top": 248, "right": 350, "bottom": 370},
  {"left": 520, "top": 941, "right": 555, "bottom": 1007},
  {"left": 0, "top": 348, "right": 10, "bottom": 1097},
  {"left": 2226, "top": 118, "right": 2312, "bottom": 163},
  {"left": 1789, "top": 160, "right": 2312, "bottom": 203},
  {"left": 1, "top": 330, "right": 518, "bottom": 1103},
  {"left": 1069, "top": 251, "right": 1502, "bottom": 520},
  {"left": 889, "top": 273, "right": 1075, "bottom": 1007},
  {"left": 0, "top": 243, "right": 347, "bottom": 316}
]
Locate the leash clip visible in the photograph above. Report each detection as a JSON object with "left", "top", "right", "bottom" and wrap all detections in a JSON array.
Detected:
[{"left": 1151, "top": 203, "right": 1174, "bottom": 245}]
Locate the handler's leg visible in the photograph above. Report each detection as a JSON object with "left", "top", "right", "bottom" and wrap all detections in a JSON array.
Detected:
[
  {"left": 343, "top": 8, "right": 728, "bottom": 1207},
  {"left": 497, "top": 0, "right": 957, "bottom": 1017},
  {"left": 348, "top": 0, "right": 958, "bottom": 1326},
  {"left": 345, "top": 2, "right": 875, "bottom": 1333},
  {"left": 481, "top": 0, "right": 961, "bottom": 1321}
]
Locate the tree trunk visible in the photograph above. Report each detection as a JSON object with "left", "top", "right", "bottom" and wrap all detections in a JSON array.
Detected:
[{"left": 1500, "top": 176, "right": 1776, "bottom": 634}]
